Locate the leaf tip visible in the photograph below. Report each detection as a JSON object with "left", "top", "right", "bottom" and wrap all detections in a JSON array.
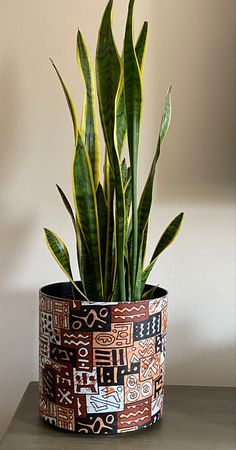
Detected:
[
  {"left": 49, "top": 58, "right": 58, "bottom": 72},
  {"left": 56, "top": 184, "right": 63, "bottom": 196},
  {"left": 106, "top": 0, "right": 113, "bottom": 13},
  {"left": 177, "top": 212, "right": 184, "bottom": 226},
  {"left": 128, "top": 0, "right": 135, "bottom": 13},
  {"left": 43, "top": 227, "right": 49, "bottom": 238}
]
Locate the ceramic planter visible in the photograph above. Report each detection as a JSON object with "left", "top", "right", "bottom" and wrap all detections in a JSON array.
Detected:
[{"left": 39, "top": 282, "right": 168, "bottom": 435}]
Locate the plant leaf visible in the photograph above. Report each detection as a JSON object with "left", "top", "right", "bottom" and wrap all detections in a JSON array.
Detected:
[
  {"left": 73, "top": 132, "right": 103, "bottom": 301},
  {"left": 77, "top": 30, "right": 100, "bottom": 188},
  {"left": 114, "top": 96, "right": 127, "bottom": 302},
  {"left": 56, "top": 185, "right": 88, "bottom": 294},
  {"left": 137, "top": 137, "right": 160, "bottom": 248},
  {"left": 141, "top": 213, "right": 184, "bottom": 291},
  {"left": 151, "top": 212, "right": 184, "bottom": 263},
  {"left": 78, "top": 231, "right": 96, "bottom": 300},
  {"left": 135, "top": 223, "right": 147, "bottom": 300},
  {"left": 56, "top": 185, "right": 76, "bottom": 230},
  {"left": 44, "top": 228, "right": 88, "bottom": 300},
  {"left": 141, "top": 220, "right": 148, "bottom": 266},
  {"left": 160, "top": 86, "right": 172, "bottom": 145},
  {"left": 137, "top": 87, "right": 172, "bottom": 267},
  {"left": 103, "top": 158, "right": 115, "bottom": 299},
  {"left": 96, "top": 183, "right": 108, "bottom": 280},
  {"left": 116, "top": 21, "right": 148, "bottom": 156},
  {"left": 96, "top": 0, "right": 121, "bottom": 167},
  {"left": 135, "top": 21, "right": 148, "bottom": 71},
  {"left": 124, "top": 0, "right": 143, "bottom": 299},
  {"left": 97, "top": 0, "right": 126, "bottom": 301},
  {"left": 121, "top": 158, "right": 128, "bottom": 186},
  {"left": 142, "top": 285, "right": 159, "bottom": 300},
  {"left": 124, "top": 175, "right": 132, "bottom": 272},
  {"left": 125, "top": 177, "right": 132, "bottom": 220},
  {"left": 124, "top": 252, "right": 131, "bottom": 302},
  {"left": 50, "top": 59, "right": 78, "bottom": 144},
  {"left": 109, "top": 276, "right": 119, "bottom": 302},
  {"left": 44, "top": 228, "right": 72, "bottom": 276}
]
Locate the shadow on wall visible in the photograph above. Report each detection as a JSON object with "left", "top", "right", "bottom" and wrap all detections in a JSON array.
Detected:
[
  {"left": 166, "top": 318, "right": 236, "bottom": 387},
  {"left": 166, "top": 343, "right": 236, "bottom": 388},
  {"left": 149, "top": 0, "right": 236, "bottom": 202}
]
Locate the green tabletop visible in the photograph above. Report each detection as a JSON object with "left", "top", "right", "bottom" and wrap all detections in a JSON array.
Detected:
[{"left": 0, "top": 382, "right": 235, "bottom": 450}]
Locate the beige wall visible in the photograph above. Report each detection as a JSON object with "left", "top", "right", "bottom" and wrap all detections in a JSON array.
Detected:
[{"left": 0, "top": 0, "right": 235, "bottom": 439}]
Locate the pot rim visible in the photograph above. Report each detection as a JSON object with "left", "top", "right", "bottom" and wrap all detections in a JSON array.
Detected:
[{"left": 39, "top": 281, "right": 168, "bottom": 304}]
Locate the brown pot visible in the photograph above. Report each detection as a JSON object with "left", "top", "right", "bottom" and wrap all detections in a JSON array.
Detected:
[{"left": 39, "top": 282, "right": 168, "bottom": 435}]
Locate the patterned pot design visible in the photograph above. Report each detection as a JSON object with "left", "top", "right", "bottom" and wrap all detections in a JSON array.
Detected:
[{"left": 39, "top": 282, "right": 168, "bottom": 435}]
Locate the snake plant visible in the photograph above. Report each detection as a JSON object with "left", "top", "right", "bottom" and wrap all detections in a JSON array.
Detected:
[{"left": 44, "top": 0, "right": 184, "bottom": 302}]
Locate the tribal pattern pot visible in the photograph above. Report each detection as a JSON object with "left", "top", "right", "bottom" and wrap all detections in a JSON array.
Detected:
[{"left": 39, "top": 282, "right": 168, "bottom": 435}]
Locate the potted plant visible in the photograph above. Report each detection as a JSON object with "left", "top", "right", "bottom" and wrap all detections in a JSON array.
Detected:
[{"left": 39, "top": 0, "right": 184, "bottom": 435}]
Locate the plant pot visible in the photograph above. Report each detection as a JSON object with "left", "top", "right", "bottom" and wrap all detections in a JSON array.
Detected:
[{"left": 39, "top": 282, "right": 168, "bottom": 435}]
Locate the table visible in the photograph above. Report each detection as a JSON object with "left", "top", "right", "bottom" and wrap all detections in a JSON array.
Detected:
[{"left": 0, "top": 382, "right": 235, "bottom": 450}]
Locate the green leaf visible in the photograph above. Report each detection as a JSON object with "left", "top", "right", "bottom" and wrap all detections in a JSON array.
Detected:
[
  {"left": 124, "top": 253, "right": 131, "bottom": 302},
  {"left": 77, "top": 30, "right": 100, "bottom": 188},
  {"left": 50, "top": 59, "right": 78, "bottom": 144},
  {"left": 103, "top": 158, "right": 115, "bottom": 299},
  {"left": 135, "top": 223, "right": 147, "bottom": 300},
  {"left": 141, "top": 213, "right": 184, "bottom": 291},
  {"left": 56, "top": 185, "right": 89, "bottom": 295},
  {"left": 137, "top": 87, "right": 172, "bottom": 271},
  {"left": 96, "top": 0, "right": 121, "bottom": 166},
  {"left": 97, "top": 0, "right": 126, "bottom": 301},
  {"left": 44, "top": 228, "right": 88, "bottom": 300},
  {"left": 137, "top": 137, "right": 160, "bottom": 255},
  {"left": 125, "top": 177, "right": 132, "bottom": 220},
  {"left": 116, "top": 21, "right": 148, "bottom": 156},
  {"left": 124, "top": 0, "right": 143, "bottom": 299},
  {"left": 124, "top": 0, "right": 143, "bottom": 165},
  {"left": 44, "top": 228, "right": 72, "bottom": 276},
  {"left": 121, "top": 158, "right": 128, "bottom": 186},
  {"left": 109, "top": 276, "right": 119, "bottom": 302},
  {"left": 160, "top": 86, "right": 172, "bottom": 145},
  {"left": 78, "top": 231, "right": 96, "bottom": 301},
  {"left": 56, "top": 185, "right": 76, "bottom": 230},
  {"left": 151, "top": 212, "right": 184, "bottom": 263},
  {"left": 113, "top": 124, "right": 127, "bottom": 302},
  {"left": 124, "top": 174, "right": 132, "bottom": 273},
  {"left": 141, "top": 220, "right": 148, "bottom": 266},
  {"left": 96, "top": 183, "right": 108, "bottom": 280},
  {"left": 142, "top": 285, "right": 159, "bottom": 300},
  {"left": 73, "top": 132, "right": 103, "bottom": 301},
  {"left": 135, "top": 21, "right": 148, "bottom": 71}
]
